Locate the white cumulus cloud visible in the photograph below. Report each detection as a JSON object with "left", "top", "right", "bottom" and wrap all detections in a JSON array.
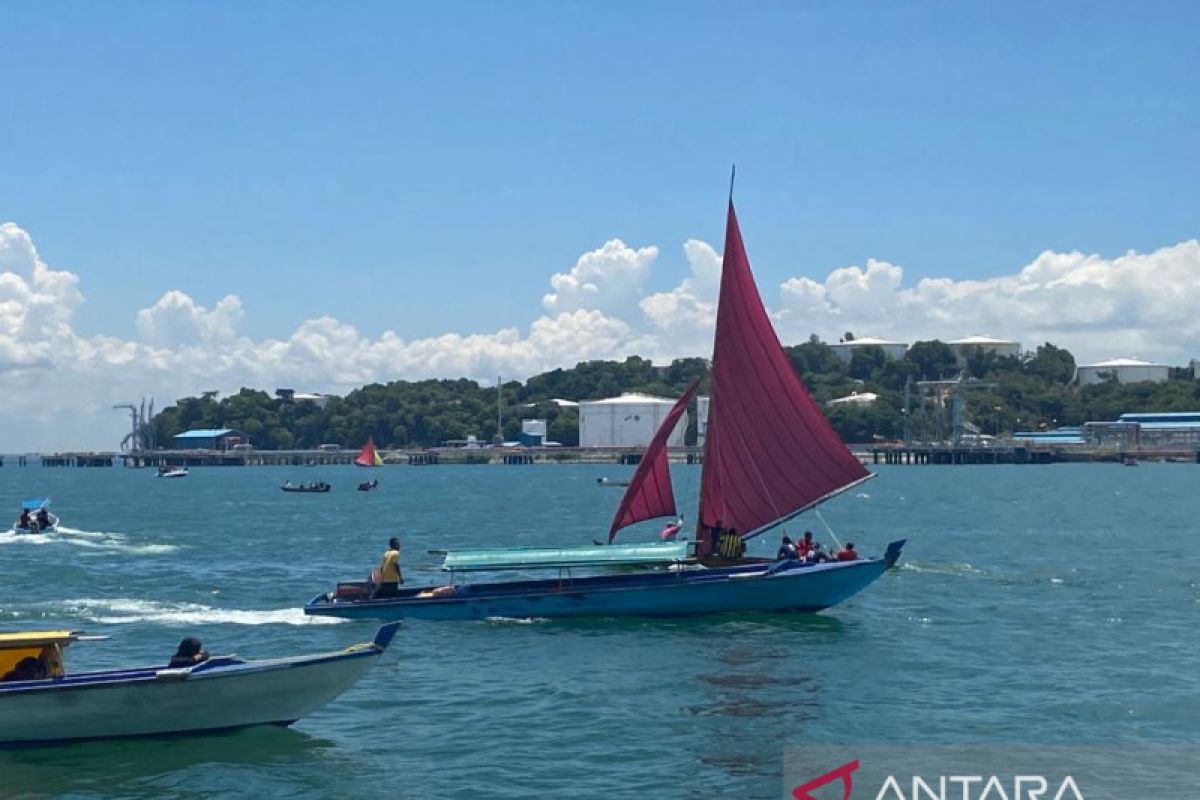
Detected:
[
  {"left": 2, "top": 219, "right": 1199, "bottom": 451},
  {"left": 542, "top": 239, "right": 658, "bottom": 315}
]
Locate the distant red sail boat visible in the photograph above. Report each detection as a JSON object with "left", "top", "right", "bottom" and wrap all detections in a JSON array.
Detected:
[
  {"left": 355, "top": 438, "right": 383, "bottom": 467},
  {"left": 306, "top": 186, "right": 905, "bottom": 621}
]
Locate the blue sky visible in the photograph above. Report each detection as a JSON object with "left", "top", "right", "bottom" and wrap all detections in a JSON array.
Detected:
[
  {"left": 3, "top": 2, "right": 1200, "bottom": 449},
  {"left": 5, "top": 2, "right": 1197, "bottom": 340}
]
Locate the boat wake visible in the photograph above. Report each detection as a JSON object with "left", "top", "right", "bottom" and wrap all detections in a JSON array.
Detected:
[
  {"left": 900, "top": 561, "right": 985, "bottom": 578},
  {"left": 485, "top": 615, "right": 550, "bottom": 625},
  {"left": 0, "top": 526, "right": 177, "bottom": 555},
  {"left": 53, "top": 598, "right": 345, "bottom": 626}
]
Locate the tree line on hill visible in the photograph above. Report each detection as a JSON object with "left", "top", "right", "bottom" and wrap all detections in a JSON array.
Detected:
[{"left": 150, "top": 338, "right": 1200, "bottom": 450}]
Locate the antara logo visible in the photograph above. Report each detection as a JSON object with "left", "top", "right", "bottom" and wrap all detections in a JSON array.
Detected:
[
  {"left": 792, "top": 760, "right": 1086, "bottom": 800},
  {"left": 792, "top": 760, "right": 859, "bottom": 800}
]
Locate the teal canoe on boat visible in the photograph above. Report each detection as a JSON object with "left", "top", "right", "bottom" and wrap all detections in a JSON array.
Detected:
[{"left": 441, "top": 541, "right": 694, "bottom": 572}]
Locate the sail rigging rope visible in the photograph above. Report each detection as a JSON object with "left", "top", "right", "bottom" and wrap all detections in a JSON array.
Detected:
[{"left": 813, "top": 506, "right": 844, "bottom": 551}]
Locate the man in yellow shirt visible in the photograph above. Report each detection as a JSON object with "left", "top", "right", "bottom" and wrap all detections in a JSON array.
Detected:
[{"left": 374, "top": 537, "right": 403, "bottom": 597}]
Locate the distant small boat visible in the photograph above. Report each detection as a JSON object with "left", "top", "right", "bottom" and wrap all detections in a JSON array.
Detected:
[
  {"left": 355, "top": 438, "right": 383, "bottom": 467},
  {"left": 281, "top": 482, "right": 331, "bottom": 493},
  {"left": 596, "top": 477, "right": 630, "bottom": 487},
  {"left": 357, "top": 480, "right": 379, "bottom": 492},
  {"left": 0, "top": 626, "right": 398, "bottom": 747},
  {"left": 11, "top": 499, "right": 58, "bottom": 535},
  {"left": 156, "top": 466, "right": 188, "bottom": 478},
  {"left": 1123, "top": 457, "right": 1138, "bottom": 467}
]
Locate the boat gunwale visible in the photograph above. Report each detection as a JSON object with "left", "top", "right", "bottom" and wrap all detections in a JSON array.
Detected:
[{"left": 0, "top": 644, "right": 383, "bottom": 696}]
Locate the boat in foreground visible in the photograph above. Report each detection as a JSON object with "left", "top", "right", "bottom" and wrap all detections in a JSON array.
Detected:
[
  {"left": 306, "top": 189, "right": 904, "bottom": 621},
  {"left": 0, "top": 625, "right": 398, "bottom": 747},
  {"left": 305, "top": 542, "right": 904, "bottom": 621}
]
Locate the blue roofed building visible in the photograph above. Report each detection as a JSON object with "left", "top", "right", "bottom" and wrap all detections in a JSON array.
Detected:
[{"left": 171, "top": 429, "right": 247, "bottom": 450}]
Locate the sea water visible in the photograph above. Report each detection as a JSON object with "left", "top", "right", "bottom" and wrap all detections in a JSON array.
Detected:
[{"left": 0, "top": 463, "right": 1196, "bottom": 798}]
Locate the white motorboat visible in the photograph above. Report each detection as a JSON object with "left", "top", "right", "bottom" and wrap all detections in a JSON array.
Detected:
[
  {"left": 11, "top": 499, "right": 58, "bottom": 534},
  {"left": 156, "top": 466, "right": 188, "bottom": 478},
  {"left": 0, "top": 625, "right": 399, "bottom": 747}
]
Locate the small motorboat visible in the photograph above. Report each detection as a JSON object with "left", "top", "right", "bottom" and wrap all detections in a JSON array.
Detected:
[
  {"left": 596, "top": 477, "right": 630, "bottom": 487},
  {"left": 0, "top": 625, "right": 399, "bottom": 747},
  {"left": 281, "top": 481, "right": 331, "bottom": 493},
  {"left": 156, "top": 465, "right": 189, "bottom": 478},
  {"left": 11, "top": 499, "right": 58, "bottom": 535},
  {"left": 357, "top": 479, "right": 379, "bottom": 492}
]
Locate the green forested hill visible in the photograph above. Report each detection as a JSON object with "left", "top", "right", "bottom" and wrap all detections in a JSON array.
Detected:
[{"left": 151, "top": 340, "right": 1200, "bottom": 449}]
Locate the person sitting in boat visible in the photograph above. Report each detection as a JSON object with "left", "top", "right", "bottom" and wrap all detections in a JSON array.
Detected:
[
  {"left": 2, "top": 656, "right": 47, "bottom": 682},
  {"left": 373, "top": 537, "right": 403, "bottom": 597},
  {"left": 798, "top": 531, "right": 816, "bottom": 558},
  {"left": 168, "top": 637, "right": 209, "bottom": 668},
  {"left": 660, "top": 517, "right": 683, "bottom": 542},
  {"left": 805, "top": 542, "right": 831, "bottom": 563},
  {"left": 17, "top": 509, "right": 32, "bottom": 530},
  {"left": 835, "top": 543, "right": 859, "bottom": 562},
  {"left": 776, "top": 536, "right": 799, "bottom": 560},
  {"left": 36, "top": 508, "right": 52, "bottom": 529}
]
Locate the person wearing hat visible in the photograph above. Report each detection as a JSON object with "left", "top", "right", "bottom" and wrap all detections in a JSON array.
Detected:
[{"left": 168, "top": 637, "right": 209, "bottom": 669}]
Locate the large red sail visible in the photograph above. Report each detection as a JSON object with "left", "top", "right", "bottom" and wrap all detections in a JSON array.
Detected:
[
  {"left": 608, "top": 380, "right": 700, "bottom": 542},
  {"left": 698, "top": 202, "right": 871, "bottom": 540},
  {"left": 355, "top": 437, "right": 379, "bottom": 467}
]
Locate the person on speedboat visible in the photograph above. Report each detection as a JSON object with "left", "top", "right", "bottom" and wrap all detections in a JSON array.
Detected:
[
  {"left": 36, "top": 508, "right": 52, "bottom": 529},
  {"left": 168, "top": 637, "right": 209, "bottom": 668},
  {"left": 17, "top": 509, "right": 32, "bottom": 530}
]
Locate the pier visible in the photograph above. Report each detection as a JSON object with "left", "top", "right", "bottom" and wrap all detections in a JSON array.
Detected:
[{"left": 20, "top": 443, "right": 1200, "bottom": 468}]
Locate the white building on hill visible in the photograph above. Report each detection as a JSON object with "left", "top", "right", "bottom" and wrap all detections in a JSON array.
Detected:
[
  {"left": 829, "top": 337, "right": 908, "bottom": 363},
  {"left": 578, "top": 393, "right": 688, "bottom": 448},
  {"left": 1076, "top": 357, "right": 1169, "bottom": 386}
]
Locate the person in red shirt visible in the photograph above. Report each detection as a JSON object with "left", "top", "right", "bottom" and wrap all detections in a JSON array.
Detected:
[
  {"left": 835, "top": 542, "right": 859, "bottom": 561},
  {"left": 797, "top": 531, "right": 816, "bottom": 558}
]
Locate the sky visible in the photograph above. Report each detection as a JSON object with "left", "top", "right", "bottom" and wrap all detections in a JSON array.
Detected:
[{"left": 2, "top": 2, "right": 1199, "bottom": 450}]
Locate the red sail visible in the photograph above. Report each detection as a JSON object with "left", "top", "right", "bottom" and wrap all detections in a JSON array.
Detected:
[
  {"left": 608, "top": 380, "right": 700, "bottom": 542},
  {"left": 698, "top": 202, "right": 870, "bottom": 540},
  {"left": 355, "top": 437, "right": 378, "bottom": 467}
]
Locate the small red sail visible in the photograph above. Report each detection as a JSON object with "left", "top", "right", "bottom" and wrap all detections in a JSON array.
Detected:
[
  {"left": 699, "top": 202, "right": 870, "bottom": 540},
  {"left": 608, "top": 380, "right": 700, "bottom": 542},
  {"left": 355, "top": 437, "right": 379, "bottom": 467}
]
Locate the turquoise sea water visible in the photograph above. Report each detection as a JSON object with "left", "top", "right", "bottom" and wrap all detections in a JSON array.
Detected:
[{"left": 0, "top": 463, "right": 1196, "bottom": 799}]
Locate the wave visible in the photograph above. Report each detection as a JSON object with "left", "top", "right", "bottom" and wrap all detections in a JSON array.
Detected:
[
  {"left": 485, "top": 615, "right": 549, "bottom": 625},
  {"left": 52, "top": 598, "right": 344, "bottom": 626},
  {"left": 0, "top": 527, "right": 177, "bottom": 555}
]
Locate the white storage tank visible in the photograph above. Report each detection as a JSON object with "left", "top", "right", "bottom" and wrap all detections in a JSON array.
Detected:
[
  {"left": 696, "top": 396, "right": 710, "bottom": 447},
  {"left": 947, "top": 335, "right": 1021, "bottom": 367},
  {"left": 578, "top": 393, "right": 687, "bottom": 448},
  {"left": 1076, "top": 358, "right": 1170, "bottom": 386},
  {"left": 829, "top": 336, "right": 908, "bottom": 363}
]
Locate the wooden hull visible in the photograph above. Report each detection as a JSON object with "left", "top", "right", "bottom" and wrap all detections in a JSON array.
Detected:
[
  {"left": 0, "top": 625, "right": 398, "bottom": 747},
  {"left": 305, "top": 542, "right": 904, "bottom": 621}
]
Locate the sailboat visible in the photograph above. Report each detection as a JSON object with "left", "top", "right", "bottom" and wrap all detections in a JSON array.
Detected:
[
  {"left": 305, "top": 194, "right": 905, "bottom": 621},
  {"left": 354, "top": 437, "right": 383, "bottom": 467}
]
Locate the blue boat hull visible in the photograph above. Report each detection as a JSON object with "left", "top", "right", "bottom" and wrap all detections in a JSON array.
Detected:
[{"left": 304, "top": 541, "right": 905, "bottom": 621}]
